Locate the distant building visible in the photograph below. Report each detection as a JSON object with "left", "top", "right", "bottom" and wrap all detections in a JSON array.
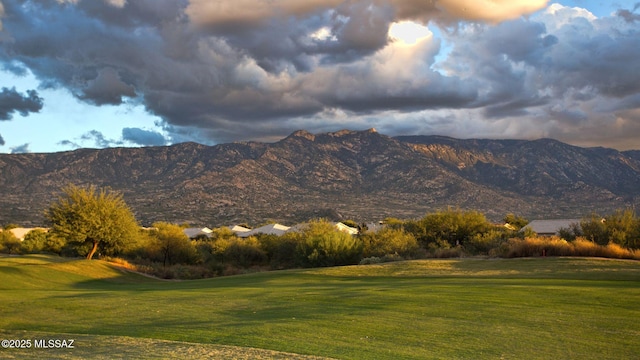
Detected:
[
  {"left": 523, "top": 219, "right": 581, "bottom": 236},
  {"left": 229, "top": 225, "right": 251, "bottom": 236},
  {"left": 333, "top": 222, "right": 359, "bottom": 235},
  {"left": 237, "top": 223, "right": 291, "bottom": 237},
  {"left": 287, "top": 222, "right": 359, "bottom": 235},
  {"left": 183, "top": 227, "right": 214, "bottom": 239}
]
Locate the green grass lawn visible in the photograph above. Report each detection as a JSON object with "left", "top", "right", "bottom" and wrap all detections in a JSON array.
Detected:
[{"left": 0, "top": 255, "right": 639, "bottom": 359}]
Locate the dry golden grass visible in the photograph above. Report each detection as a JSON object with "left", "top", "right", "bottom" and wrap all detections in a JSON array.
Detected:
[{"left": 505, "top": 236, "right": 640, "bottom": 260}]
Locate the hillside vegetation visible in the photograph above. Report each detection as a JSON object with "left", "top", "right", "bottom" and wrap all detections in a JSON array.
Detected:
[
  {"left": 5, "top": 203, "right": 640, "bottom": 279},
  {"left": 0, "top": 255, "right": 638, "bottom": 359},
  {"left": 1, "top": 129, "right": 639, "bottom": 226}
]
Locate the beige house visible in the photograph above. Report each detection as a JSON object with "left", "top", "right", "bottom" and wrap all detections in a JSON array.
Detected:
[{"left": 523, "top": 219, "right": 581, "bottom": 236}]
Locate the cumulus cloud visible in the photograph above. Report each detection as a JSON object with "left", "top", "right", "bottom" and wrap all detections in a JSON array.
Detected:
[
  {"left": 186, "top": 0, "right": 548, "bottom": 28},
  {"left": 434, "top": 3, "right": 640, "bottom": 148},
  {"left": 0, "top": 0, "right": 548, "bottom": 145},
  {"left": 80, "top": 67, "right": 136, "bottom": 105},
  {"left": 1, "top": 0, "right": 639, "bottom": 149},
  {"left": 0, "top": 87, "right": 44, "bottom": 120},
  {"left": 122, "top": 127, "right": 167, "bottom": 146}
]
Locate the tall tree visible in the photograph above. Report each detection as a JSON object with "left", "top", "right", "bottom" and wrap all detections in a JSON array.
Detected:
[
  {"left": 151, "top": 222, "right": 199, "bottom": 267},
  {"left": 46, "top": 184, "right": 139, "bottom": 260}
]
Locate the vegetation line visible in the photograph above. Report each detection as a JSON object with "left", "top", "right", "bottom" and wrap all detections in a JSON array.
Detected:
[{"left": 1, "top": 184, "right": 639, "bottom": 279}]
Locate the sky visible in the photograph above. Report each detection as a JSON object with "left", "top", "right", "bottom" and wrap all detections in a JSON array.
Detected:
[{"left": 0, "top": 0, "right": 639, "bottom": 154}]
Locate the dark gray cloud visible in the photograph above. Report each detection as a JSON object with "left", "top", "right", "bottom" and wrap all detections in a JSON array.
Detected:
[
  {"left": 0, "top": 133, "right": 4, "bottom": 146},
  {"left": 0, "top": 87, "right": 44, "bottom": 120},
  {"left": 0, "top": 0, "right": 549, "bottom": 145},
  {"left": 10, "top": 143, "right": 29, "bottom": 153},
  {"left": 1, "top": 0, "right": 639, "bottom": 149},
  {"left": 80, "top": 67, "right": 136, "bottom": 105},
  {"left": 122, "top": 127, "right": 167, "bottom": 146},
  {"left": 437, "top": 3, "right": 640, "bottom": 148}
]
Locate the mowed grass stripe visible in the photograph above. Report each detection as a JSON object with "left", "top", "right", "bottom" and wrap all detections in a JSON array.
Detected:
[{"left": 0, "top": 255, "right": 638, "bottom": 359}]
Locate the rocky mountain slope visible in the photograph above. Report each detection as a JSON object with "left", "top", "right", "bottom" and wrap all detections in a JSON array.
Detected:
[{"left": 1, "top": 129, "right": 639, "bottom": 226}]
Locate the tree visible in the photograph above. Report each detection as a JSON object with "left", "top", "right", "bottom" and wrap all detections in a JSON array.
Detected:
[
  {"left": 415, "top": 209, "right": 492, "bottom": 248},
  {"left": 296, "top": 219, "right": 363, "bottom": 267},
  {"left": 20, "top": 229, "right": 49, "bottom": 254},
  {"left": 2, "top": 224, "right": 19, "bottom": 230},
  {"left": 46, "top": 184, "right": 139, "bottom": 260},
  {"left": 580, "top": 213, "right": 608, "bottom": 245},
  {"left": 604, "top": 209, "right": 639, "bottom": 249},
  {"left": 0, "top": 230, "right": 21, "bottom": 254},
  {"left": 360, "top": 227, "right": 419, "bottom": 258},
  {"left": 152, "top": 222, "right": 199, "bottom": 267},
  {"left": 503, "top": 213, "right": 529, "bottom": 231}
]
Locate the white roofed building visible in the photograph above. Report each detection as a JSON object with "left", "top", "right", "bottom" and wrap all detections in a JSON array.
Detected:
[
  {"left": 334, "top": 222, "right": 359, "bottom": 235},
  {"left": 229, "top": 225, "right": 251, "bottom": 236},
  {"left": 238, "top": 223, "right": 291, "bottom": 237},
  {"left": 183, "top": 227, "right": 214, "bottom": 239}
]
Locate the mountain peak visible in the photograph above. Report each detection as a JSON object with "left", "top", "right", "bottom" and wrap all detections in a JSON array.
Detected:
[
  {"left": 287, "top": 130, "right": 315, "bottom": 141},
  {"left": 326, "top": 128, "right": 381, "bottom": 138},
  {"left": 1, "top": 129, "right": 639, "bottom": 226}
]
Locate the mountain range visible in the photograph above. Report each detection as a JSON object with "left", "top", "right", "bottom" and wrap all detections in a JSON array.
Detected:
[{"left": 1, "top": 129, "right": 639, "bottom": 227}]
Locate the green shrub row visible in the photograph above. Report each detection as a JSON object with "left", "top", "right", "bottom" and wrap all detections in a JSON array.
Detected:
[{"left": 3, "top": 208, "right": 639, "bottom": 279}]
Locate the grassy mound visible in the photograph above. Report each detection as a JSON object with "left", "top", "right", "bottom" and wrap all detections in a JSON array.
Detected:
[{"left": 1, "top": 254, "right": 638, "bottom": 359}]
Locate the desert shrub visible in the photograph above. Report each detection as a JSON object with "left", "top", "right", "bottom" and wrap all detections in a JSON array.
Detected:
[
  {"left": 0, "top": 230, "right": 21, "bottom": 254},
  {"left": 604, "top": 209, "right": 640, "bottom": 249},
  {"left": 149, "top": 263, "right": 214, "bottom": 280},
  {"left": 124, "top": 229, "right": 159, "bottom": 260},
  {"left": 209, "top": 226, "right": 237, "bottom": 241},
  {"left": 382, "top": 217, "right": 407, "bottom": 230},
  {"left": 359, "top": 256, "right": 382, "bottom": 265},
  {"left": 503, "top": 237, "right": 573, "bottom": 258},
  {"left": 577, "top": 210, "right": 640, "bottom": 249},
  {"left": 381, "top": 253, "right": 405, "bottom": 262},
  {"left": 410, "top": 208, "right": 493, "bottom": 249},
  {"left": 503, "top": 213, "right": 529, "bottom": 231},
  {"left": 296, "top": 220, "right": 363, "bottom": 268},
  {"left": 258, "top": 233, "right": 300, "bottom": 269},
  {"left": 555, "top": 221, "right": 582, "bottom": 242},
  {"left": 602, "top": 242, "right": 638, "bottom": 259},
  {"left": 20, "top": 229, "right": 49, "bottom": 254},
  {"left": 148, "top": 222, "right": 200, "bottom": 266},
  {"left": 501, "top": 236, "right": 640, "bottom": 260},
  {"left": 569, "top": 238, "right": 602, "bottom": 257},
  {"left": 580, "top": 214, "right": 609, "bottom": 245},
  {"left": 431, "top": 246, "right": 466, "bottom": 258},
  {"left": 360, "top": 227, "right": 419, "bottom": 259},
  {"left": 467, "top": 229, "right": 508, "bottom": 255},
  {"left": 196, "top": 236, "right": 268, "bottom": 270},
  {"left": 222, "top": 236, "right": 267, "bottom": 268}
]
